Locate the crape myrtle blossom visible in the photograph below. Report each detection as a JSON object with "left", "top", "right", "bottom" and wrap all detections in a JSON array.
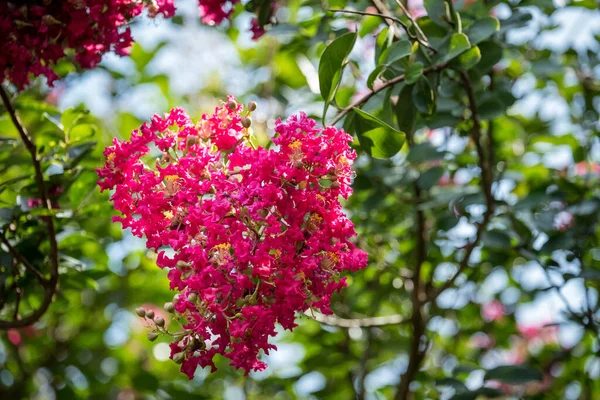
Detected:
[
  {"left": 97, "top": 97, "right": 367, "bottom": 377},
  {"left": 0, "top": 0, "right": 176, "bottom": 88}
]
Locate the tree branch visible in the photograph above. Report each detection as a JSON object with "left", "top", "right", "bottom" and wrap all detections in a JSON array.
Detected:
[
  {"left": 394, "top": 136, "right": 428, "bottom": 399},
  {"left": 429, "top": 72, "right": 494, "bottom": 301},
  {"left": 330, "top": 63, "right": 447, "bottom": 126},
  {"left": 306, "top": 310, "right": 407, "bottom": 328},
  {"left": 0, "top": 234, "right": 47, "bottom": 283},
  {"left": 0, "top": 84, "right": 59, "bottom": 329}
]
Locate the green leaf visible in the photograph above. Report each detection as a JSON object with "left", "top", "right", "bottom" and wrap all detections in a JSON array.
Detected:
[
  {"left": 451, "top": 46, "right": 481, "bottom": 71},
  {"left": 395, "top": 85, "right": 416, "bottom": 137},
  {"left": 424, "top": 0, "right": 450, "bottom": 27},
  {"left": 379, "top": 40, "right": 412, "bottom": 65},
  {"left": 540, "top": 234, "right": 575, "bottom": 254},
  {"left": 367, "top": 65, "right": 385, "bottom": 91},
  {"left": 466, "top": 17, "right": 500, "bottom": 46},
  {"left": 375, "top": 27, "right": 393, "bottom": 64},
  {"left": 359, "top": 16, "right": 382, "bottom": 38},
  {"left": 405, "top": 62, "right": 424, "bottom": 85},
  {"left": 132, "top": 371, "right": 160, "bottom": 392},
  {"left": 412, "top": 77, "right": 436, "bottom": 115},
  {"left": 407, "top": 142, "right": 445, "bottom": 163},
  {"left": 476, "top": 41, "right": 503, "bottom": 73},
  {"left": 483, "top": 231, "right": 511, "bottom": 249},
  {"left": 485, "top": 365, "right": 543, "bottom": 385},
  {"left": 319, "top": 32, "right": 357, "bottom": 121},
  {"left": 443, "top": 33, "right": 472, "bottom": 63},
  {"left": 417, "top": 166, "right": 444, "bottom": 190},
  {"left": 353, "top": 108, "right": 405, "bottom": 159}
]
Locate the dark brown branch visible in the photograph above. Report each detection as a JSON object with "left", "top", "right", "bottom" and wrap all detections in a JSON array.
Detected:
[
  {"left": 1, "top": 234, "right": 47, "bottom": 283},
  {"left": 0, "top": 84, "right": 59, "bottom": 329},
  {"left": 330, "top": 63, "right": 448, "bottom": 126},
  {"left": 395, "top": 159, "right": 428, "bottom": 399},
  {"left": 429, "top": 72, "right": 494, "bottom": 301}
]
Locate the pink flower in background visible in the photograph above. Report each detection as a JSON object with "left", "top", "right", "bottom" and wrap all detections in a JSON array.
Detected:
[
  {"left": 553, "top": 211, "right": 574, "bottom": 232},
  {"left": 98, "top": 97, "right": 367, "bottom": 377},
  {"left": 518, "top": 322, "right": 558, "bottom": 343},
  {"left": 574, "top": 161, "right": 600, "bottom": 176},
  {"left": 482, "top": 300, "right": 505, "bottom": 322}
]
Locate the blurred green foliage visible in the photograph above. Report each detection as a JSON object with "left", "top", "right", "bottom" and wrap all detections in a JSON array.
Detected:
[{"left": 1, "top": 0, "right": 600, "bottom": 399}]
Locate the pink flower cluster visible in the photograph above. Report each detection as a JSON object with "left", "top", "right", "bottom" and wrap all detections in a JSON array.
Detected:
[
  {"left": 0, "top": 0, "right": 175, "bottom": 88},
  {"left": 97, "top": 97, "right": 367, "bottom": 377},
  {"left": 198, "top": 0, "right": 270, "bottom": 39}
]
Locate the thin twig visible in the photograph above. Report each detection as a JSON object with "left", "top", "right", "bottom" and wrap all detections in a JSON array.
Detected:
[
  {"left": 369, "top": 0, "right": 401, "bottom": 38},
  {"left": 0, "top": 84, "right": 59, "bottom": 329},
  {"left": 393, "top": 0, "right": 434, "bottom": 51},
  {"left": 328, "top": 9, "right": 405, "bottom": 27},
  {"left": 306, "top": 310, "right": 407, "bottom": 328},
  {"left": 330, "top": 63, "right": 448, "bottom": 126}
]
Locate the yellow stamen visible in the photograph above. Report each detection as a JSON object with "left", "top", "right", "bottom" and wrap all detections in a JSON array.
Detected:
[
  {"left": 214, "top": 243, "right": 231, "bottom": 251},
  {"left": 272, "top": 249, "right": 281, "bottom": 260},
  {"left": 316, "top": 194, "right": 326, "bottom": 202},
  {"left": 107, "top": 153, "right": 116, "bottom": 163},
  {"left": 309, "top": 213, "right": 323, "bottom": 224},
  {"left": 163, "top": 210, "right": 174, "bottom": 219},
  {"left": 289, "top": 140, "right": 302, "bottom": 149},
  {"left": 165, "top": 175, "right": 179, "bottom": 182},
  {"left": 326, "top": 251, "right": 340, "bottom": 264}
]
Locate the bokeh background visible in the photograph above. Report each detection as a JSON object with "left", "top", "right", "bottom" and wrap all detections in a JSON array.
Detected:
[{"left": 2, "top": 0, "right": 600, "bottom": 399}]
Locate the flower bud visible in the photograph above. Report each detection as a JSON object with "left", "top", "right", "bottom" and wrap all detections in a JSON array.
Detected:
[
  {"left": 173, "top": 332, "right": 186, "bottom": 342},
  {"left": 247, "top": 101, "right": 257, "bottom": 112},
  {"left": 146, "top": 310, "right": 155, "bottom": 319},
  {"left": 154, "top": 317, "right": 165, "bottom": 327},
  {"left": 186, "top": 136, "right": 197, "bottom": 147},
  {"left": 173, "top": 294, "right": 180, "bottom": 303},
  {"left": 135, "top": 307, "right": 146, "bottom": 318},
  {"left": 331, "top": 181, "right": 340, "bottom": 189},
  {"left": 173, "top": 352, "right": 185, "bottom": 364},
  {"left": 147, "top": 332, "right": 159, "bottom": 342},
  {"left": 242, "top": 117, "right": 252, "bottom": 129},
  {"left": 188, "top": 293, "right": 198, "bottom": 303},
  {"left": 164, "top": 302, "right": 175, "bottom": 313},
  {"left": 227, "top": 100, "right": 237, "bottom": 111}
]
